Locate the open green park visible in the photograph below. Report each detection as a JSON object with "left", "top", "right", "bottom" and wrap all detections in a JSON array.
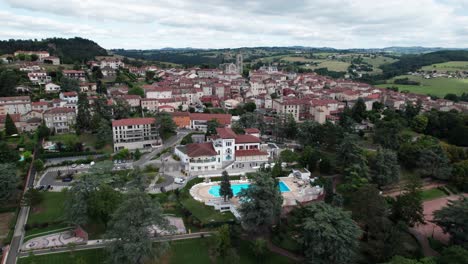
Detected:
[
  {"left": 19, "top": 238, "right": 292, "bottom": 264},
  {"left": 377, "top": 74, "right": 468, "bottom": 97}
]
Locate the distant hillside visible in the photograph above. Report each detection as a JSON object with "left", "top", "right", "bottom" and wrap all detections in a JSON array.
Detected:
[
  {"left": 380, "top": 50, "right": 468, "bottom": 78},
  {"left": 0, "top": 37, "right": 108, "bottom": 64},
  {"left": 113, "top": 49, "right": 225, "bottom": 67}
]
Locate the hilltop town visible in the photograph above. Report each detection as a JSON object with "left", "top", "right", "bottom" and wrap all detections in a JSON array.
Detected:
[{"left": 1, "top": 45, "right": 468, "bottom": 264}]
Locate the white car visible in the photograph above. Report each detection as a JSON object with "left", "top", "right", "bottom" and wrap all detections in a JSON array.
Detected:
[{"left": 174, "top": 178, "right": 185, "bottom": 184}]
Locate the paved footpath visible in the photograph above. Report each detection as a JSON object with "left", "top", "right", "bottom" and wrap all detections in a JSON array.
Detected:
[{"left": 410, "top": 194, "right": 468, "bottom": 257}]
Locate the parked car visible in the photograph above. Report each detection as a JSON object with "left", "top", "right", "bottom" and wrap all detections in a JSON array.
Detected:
[
  {"left": 37, "top": 185, "right": 45, "bottom": 191},
  {"left": 62, "top": 177, "right": 73, "bottom": 182},
  {"left": 80, "top": 164, "right": 85, "bottom": 168},
  {"left": 71, "top": 164, "right": 77, "bottom": 168},
  {"left": 174, "top": 178, "right": 185, "bottom": 184},
  {"left": 46, "top": 185, "right": 52, "bottom": 190}
]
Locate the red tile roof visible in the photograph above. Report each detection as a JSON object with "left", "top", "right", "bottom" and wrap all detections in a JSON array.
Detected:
[
  {"left": 186, "top": 143, "right": 217, "bottom": 157},
  {"left": 244, "top": 128, "right": 260, "bottom": 134},
  {"left": 189, "top": 113, "right": 231, "bottom": 125},
  {"left": 0, "top": 114, "right": 21, "bottom": 123},
  {"left": 235, "top": 134, "right": 261, "bottom": 144},
  {"left": 112, "top": 117, "right": 155, "bottom": 127},
  {"left": 235, "top": 149, "right": 268, "bottom": 157},
  {"left": 171, "top": 111, "right": 189, "bottom": 117},
  {"left": 62, "top": 91, "right": 77, "bottom": 97},
  {"left": 216, "top": 127, "right": 237, "bottom": 139},
  {"left": 44, "top": 107, "right": 75, "bottom": 114}
]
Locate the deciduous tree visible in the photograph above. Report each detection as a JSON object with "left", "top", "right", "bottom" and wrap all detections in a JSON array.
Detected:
[
  {"left": 433, "top": 198, "right": 468, "bottom": 247},
  {"left": 299, "top": 202, "right": 361, "bottom": 264},
  {"left": 371, "top": 148, "right": 400, "bottom": 187},
  {"left": 105, "top": 190, "right": 173, "bottom": 264},
  {"left": 0, "top": 163, "right": 18, "bottom": 204}
]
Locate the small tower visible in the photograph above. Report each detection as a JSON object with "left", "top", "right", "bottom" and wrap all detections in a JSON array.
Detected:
[{"left": 236, "top": 53, "right": 243, "bottom": 74}]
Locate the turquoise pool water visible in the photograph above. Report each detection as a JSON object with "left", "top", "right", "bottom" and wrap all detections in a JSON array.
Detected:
[{"left": 208, "top": 181, "right": 291, "bottom": 197}]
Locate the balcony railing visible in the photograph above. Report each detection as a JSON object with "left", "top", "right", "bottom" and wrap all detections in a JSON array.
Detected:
[{"left": 189, "top": 157, "right": 216, "bottom": 163}]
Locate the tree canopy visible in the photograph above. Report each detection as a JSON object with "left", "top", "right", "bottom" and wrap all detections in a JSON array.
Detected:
[
  {"left": 238, "top": 171, "right": 283, "bottom": 233},
  {"left": 299, "top": 202, "right": 362, "bottom": 264}
]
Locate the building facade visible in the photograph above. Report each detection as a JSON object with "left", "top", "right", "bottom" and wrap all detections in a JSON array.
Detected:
[{"left": 112, "top": 117, "right": 160, "bottom": 152}]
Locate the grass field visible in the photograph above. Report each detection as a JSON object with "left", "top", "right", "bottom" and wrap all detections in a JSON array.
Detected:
[
  {"left": 27, "top": 192, "right": 66, "bottom": 225},
  {"left": 377, "top": 74, "right": 468, "bottom": 97},
  {"left": 420, "top": 188, "right": 447, "bottom": 201},
  {"left": 306, "top": 60, "right": 350, "bottom": 72},
  {"left": 421, "top": 61, "right": 468, "bottom": 72},
  {"left": 19, "top": 238, "right": 293, "bottom": 264}
]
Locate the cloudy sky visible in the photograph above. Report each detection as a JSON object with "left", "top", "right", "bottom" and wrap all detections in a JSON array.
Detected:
[{"left": 1, "top": 0, "right": 468, "bottom": 49}]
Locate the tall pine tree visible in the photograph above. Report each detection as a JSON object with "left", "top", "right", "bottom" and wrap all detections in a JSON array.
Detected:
[
  {"left": 76, "top": 93, "right": 91, "bottom": 132},
  {"left": 219, "top": 170, "right": 233, "bottom": 202},
  {"left": 4, "top": 113, "right": 18, "bottom": 135}
]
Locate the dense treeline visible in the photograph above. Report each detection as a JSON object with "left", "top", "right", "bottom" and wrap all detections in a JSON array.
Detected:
[
  {"left": 0, "top": 37, "right": 107, "bottom": 64},
  {"left": 380, "top": 50, "right": 468, "bottom": 78},
  {"left": 113, "top": 49, "right": 224, "bottom": 67}
]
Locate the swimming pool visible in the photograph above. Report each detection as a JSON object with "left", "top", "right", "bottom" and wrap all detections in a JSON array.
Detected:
[{"left": 208, "top": 181, "right": 291, "bottom": 197}]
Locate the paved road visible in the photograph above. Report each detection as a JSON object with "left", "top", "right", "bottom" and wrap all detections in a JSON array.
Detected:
[
  {"left": 44, "top": 155, "right": 105, "bottom": 166},
  {"left": 133, "top": 131, "right": 189, "bottom": 168},
  {"left": 36, "top": 165, "right": 91, "bottom": 187},
  {"left": 18, "top": 232, "right": 213, "bottom": 258},
  {"left": 6, "top": 149, "right": 37, "bottom": 264}
]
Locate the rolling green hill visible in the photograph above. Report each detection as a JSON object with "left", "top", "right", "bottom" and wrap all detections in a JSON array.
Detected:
[
  {"left": 376, "top": 75, "right": 468, "bottom": 97},
  {"left": 0, "top": 37, "right": 108, "bottom": 64}
]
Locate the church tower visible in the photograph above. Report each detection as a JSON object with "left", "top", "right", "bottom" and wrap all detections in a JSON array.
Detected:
[{"left": 236, "top": 54, "right": 243, "bottom": 74}]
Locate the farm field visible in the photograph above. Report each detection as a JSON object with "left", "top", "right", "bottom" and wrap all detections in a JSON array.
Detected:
[
  {"left": 305, "top": 60, "right": 350, "bottom": 72},
  {"left": 377, "top": 74, "right": 468, "bottom": 97},
  {"left": 421, "top": 61, "right": 468, "bottom": 72}
]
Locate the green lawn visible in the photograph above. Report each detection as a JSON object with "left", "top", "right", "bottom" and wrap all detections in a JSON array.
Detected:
[
  {"left": 19, "top": 238, "right": 293, "bottom": 264},
  {"left": 377, "top": 74, "right": 468, "bottom": 97},
  {"left": 18, "top": 248, "right": 106, "bottom": 264},
  {"left": 180, "top": 198, "right": 235, "bottom": 224},
  {"left": 27, "top": 192, "right": 66, "bottom": 225},
  {"left": 420, "top": 188, "right": 447, "bottom": 201},
  {"left": 24, "top": 223, "right": 70, "bottom": 238}
]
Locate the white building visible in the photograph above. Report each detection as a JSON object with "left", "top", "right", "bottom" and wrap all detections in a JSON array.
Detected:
[
  {"left": 175, "top": 127, "right": 268, "bottom": 173},
  {"left": 0, "top": 96, "right": 32, "bottom": 115},
  {"left": 28, "top": 72, "right": 51, "bottom": 85},
  {"left": 45, "top": 83, "right": 61, "bottom": 93},
  {"left": 43, "top": 107, "right": 76, "bottom": 134},
  {"left": 59, "top": 92, "right": 78, "bottom": 104},
  {"left": 112, "top": 118, "right": 160, "bottom": 152}
]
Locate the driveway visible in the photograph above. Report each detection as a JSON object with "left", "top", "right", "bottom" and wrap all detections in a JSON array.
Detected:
[{"left": 410, "top": 194, "right": 468, "bottom": 256}]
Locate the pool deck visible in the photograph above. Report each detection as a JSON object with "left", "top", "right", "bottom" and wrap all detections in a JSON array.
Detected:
[{"left": 190, "top": 176, "right": 323, "bottom": 208}]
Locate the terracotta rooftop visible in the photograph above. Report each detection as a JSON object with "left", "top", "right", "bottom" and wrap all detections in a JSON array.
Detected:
[
  {"left": 235, "top": 134, "right": 261, "bottom": 144},
  {"left": 235, "top": 149, "right": 268, "bottom": 157},
  {"left": 189, "top": 113, "right": 231, "bottom": 125},
  {"left": 216, "top": 127, "right": 237, "bottom": 139},
  {"left": 44, "top": 107, "right": 75, "bottom": 114},
  {"left": 112, "top": 117, "right": 155, "bottom": 127},
  {"left": 186, "top": 143, "right": 217, "bottom": 157},
  {"left": 244, "top": 128, "right": 260, "bottom": 134}
]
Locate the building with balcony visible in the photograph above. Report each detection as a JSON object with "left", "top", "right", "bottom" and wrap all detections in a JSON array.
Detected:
[
  {"left": 174, "top": 127, "right": 268, "bottom": 173},
  {"left": 43, "top": 107, "right": 76, "bottom": 134},
  {"left": 112, "top": 117, "right": 160, "bottom": 152}
]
